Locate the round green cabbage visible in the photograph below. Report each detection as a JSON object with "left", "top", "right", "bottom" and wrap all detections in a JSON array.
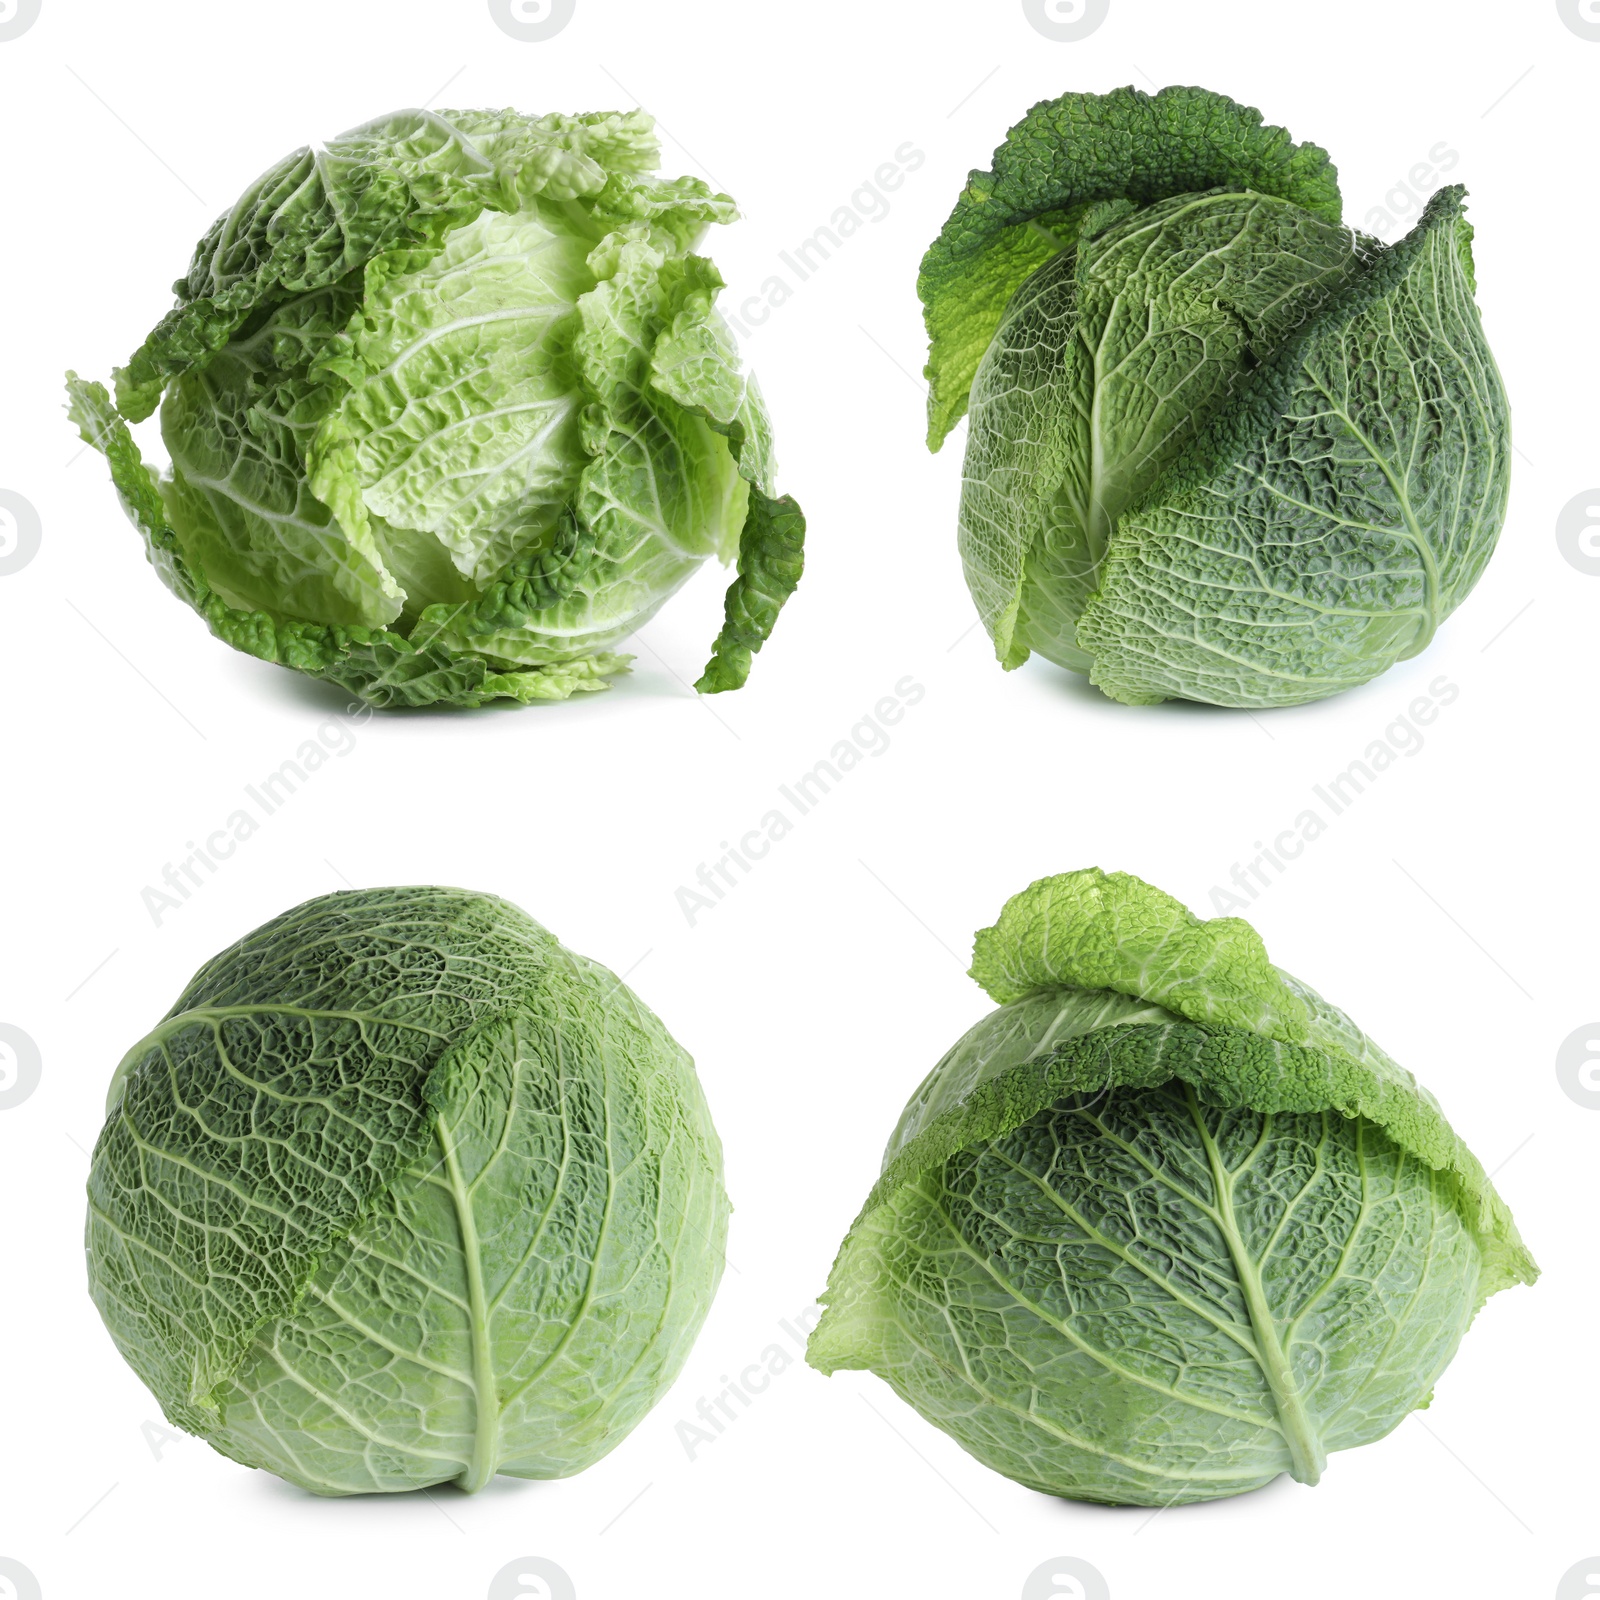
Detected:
[
  {"left": 86, "top": 886, "right": 728, "bottom": 1495},
  {"left": 68, "top": 108, "right": 804, "bottom": 706},
  {"left": 921, "top": 86, "right": 1509, "bottom": 707},
  {"left": 809, "top": 869, "right": 1535, "bottom": 1505}
]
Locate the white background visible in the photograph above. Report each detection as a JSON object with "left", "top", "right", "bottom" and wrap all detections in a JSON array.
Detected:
[{"left": 1, "top": 2, "right": 1595, "bottom": 1597}]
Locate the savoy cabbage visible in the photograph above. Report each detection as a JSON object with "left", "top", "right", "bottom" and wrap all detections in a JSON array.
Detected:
[
  {"left": 923, "top": 86, "right": 1510, "bottom": 707},
  {"left": 86, "top": 887, "right": 728, "bottom": 1494},
  {"left": 67, "top": 108, "right": 804, "bottom": 706},
  {"left": 809, "top": 869, "right": 1535, "bottom": 1504}
]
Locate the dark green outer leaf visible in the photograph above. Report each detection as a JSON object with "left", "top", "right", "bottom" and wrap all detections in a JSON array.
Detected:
[{"left": 920, "top": 84, "right": 1343, "bottom": 449}]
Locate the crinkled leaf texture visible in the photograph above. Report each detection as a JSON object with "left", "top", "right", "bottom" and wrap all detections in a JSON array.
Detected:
[
  {"left": 925, "top": 86, "right": 1509, "bottom": 707},
  {"left": 68, "top": 107, "right": 803, "bottom": 706},
  {"left": 809, "top": 869, "right": 1534, "bottom": 1506},
  {"left": 921, "top": 85, "right": 1343, "bottom": 452},
  {"left": 86, "top": 888, "right": 728, "bottom": 1495}
]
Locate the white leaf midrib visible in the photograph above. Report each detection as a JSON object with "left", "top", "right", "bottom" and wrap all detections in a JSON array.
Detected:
[
  {"left": 1185, "top": 1084, "right": 1328, "bottom": 1485},
  {"left": 436, "top": 1111, "right": 499, "bottom": 1492}
]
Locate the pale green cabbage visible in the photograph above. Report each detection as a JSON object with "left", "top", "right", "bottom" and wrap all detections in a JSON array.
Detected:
[
  {"left": 86, "top": 887, "right": 728, "bottom": 1494},
  {"left": 68, "top": 108, "right": 804, "bottom": 706},
  {"left": 809, "top": 869, "right": 1535, "bottom": 1505}
]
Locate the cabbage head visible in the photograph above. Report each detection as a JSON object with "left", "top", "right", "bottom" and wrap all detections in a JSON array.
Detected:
[
  {"left": 86, "top": 887, "right": 728, "bottom": 1495},
  {"left": 67, "top": 108, "right": 804, "bottom": 706},
  {"left": 922, "top": 86, "right": 1510, "bottom": 707},
  {"left": 809, "top": 869, "right": 1535, "bottom": 1505}
]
